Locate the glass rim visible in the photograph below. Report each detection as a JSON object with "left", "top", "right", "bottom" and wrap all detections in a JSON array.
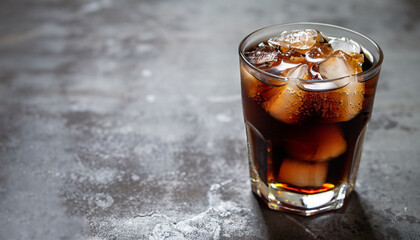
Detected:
[{"left": 238, "top": 22, "right": 384, "bottom": 83}]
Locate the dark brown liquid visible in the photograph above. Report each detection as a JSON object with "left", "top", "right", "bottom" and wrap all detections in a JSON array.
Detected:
[{"left": 241, "top": 68, "right": 379, "bottom": 194}]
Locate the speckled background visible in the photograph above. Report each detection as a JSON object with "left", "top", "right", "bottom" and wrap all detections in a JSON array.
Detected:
[{"left": 0, "top": 0, "right": 419, "bottom": 239}]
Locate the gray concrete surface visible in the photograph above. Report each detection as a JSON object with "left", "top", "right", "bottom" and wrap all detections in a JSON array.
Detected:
[{"left": 0, "top": 0, "right": 419, "bottom": 239}]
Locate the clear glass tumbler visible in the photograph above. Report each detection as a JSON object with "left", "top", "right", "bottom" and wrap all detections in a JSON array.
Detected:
[{"left": 239, "top": 23, "right": 383, "bottom": 216}]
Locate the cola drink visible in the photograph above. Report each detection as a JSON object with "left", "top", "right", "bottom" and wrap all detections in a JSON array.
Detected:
[{"left": 239, "top": 23, "right": 383, "bottom": 215}]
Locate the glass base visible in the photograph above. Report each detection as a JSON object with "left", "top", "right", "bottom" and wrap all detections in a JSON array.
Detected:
[{"left": 250, "top": 170, "right": 348, "bottom": 216}]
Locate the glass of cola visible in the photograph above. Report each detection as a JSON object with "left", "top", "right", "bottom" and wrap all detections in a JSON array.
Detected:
[{"left": 239, "top": 23, "right": 383, "bottom": 216}]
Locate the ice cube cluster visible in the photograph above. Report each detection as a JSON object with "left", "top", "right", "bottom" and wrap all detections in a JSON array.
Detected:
[
  {"left": 242, "top": 29, "right": 367, "bottom": 124},
  {"left": 245, "top": 29, "right": 365, "bottom": 80}
]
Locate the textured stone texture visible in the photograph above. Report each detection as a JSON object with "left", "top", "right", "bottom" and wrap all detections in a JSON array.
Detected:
[{"left": 0, "top": 0, "right": 419, "bottom": 239}]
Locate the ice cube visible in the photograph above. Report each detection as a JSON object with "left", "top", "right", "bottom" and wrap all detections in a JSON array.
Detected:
[
  {"left": 284, "top": 124, "right": 347, "bottom": 162},
  {"left": 329, "top": 37, "right": 361, "bottom": 55},
  {"left": 264, "top": 60, "right": 301, "bottom": 76},
  {"left": 265, "top": 49, "right": 307, "bottom": 75},
  {"left": 240, "top": 64, "right": 276, "bottom": 101},
  {"left": 263, "top": 64, "right": 309, "bottom": 124},
  {"left": 268, "top": 29, "right": 320, "bottom": 52},
  {"left": 278, "top": 158, "right": 327, "bottom": 187},
  {"left": 320, "top": 50, "right": 364, "bottom": 79},
  {"left": 318, "top": 50, "right": 363, "bottom": 89},
  {"left": 305, "top": 43, "right": 334, "bottom": 63},
  {"left": 319, "top": 51, "right": 359, "bottom": 80},
  {"left": 316, "top": 52, "right": 365, "bottom": 122},
  {"left": 284, "top": 63, "right": 309, "bottom": 79},
  {"left": 311, "top": 51, "right": 365, "bottom": 122},
  {"left": 241, "top": 64, "right": 265, "bottom": 98},
  {"left": 318, "top": 79, "right": 365, "bottom": 122},
  {"left": 245, "top": 44, "right": 278, "bottom": 65}
]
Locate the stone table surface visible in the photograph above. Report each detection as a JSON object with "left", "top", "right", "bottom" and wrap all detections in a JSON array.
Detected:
[{"left": 0, "top": 0, "right": 419, "bottom": 239}]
